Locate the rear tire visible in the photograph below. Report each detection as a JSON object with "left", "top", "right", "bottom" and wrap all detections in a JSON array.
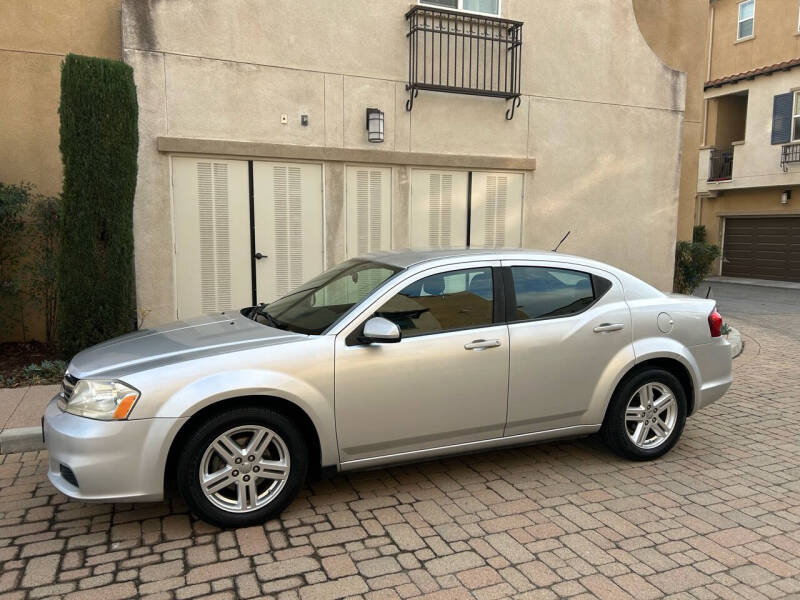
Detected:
[
  {"left": 601, "top": 368, "right": 687, "bottom": 461},
  {"left": 176, "top": 406, "right": 308, "bottom": 527}
]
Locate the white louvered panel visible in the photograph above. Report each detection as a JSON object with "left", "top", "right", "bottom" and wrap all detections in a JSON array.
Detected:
[
  {"left": 346, "top": 166, "right": 391, "bottom": 259},
  {"left": 288, "top": 166, "right": 304, "bottom": 291},
  {"left": 196, "top": 162, "right": 216, "bottom": 313},
  {"left": 410, "top": 169, "right": 468, "bottom": 249},
  {"left": 212, "top": 163, "right": 232, "bottom": 310},
  {"left": 172, "top": 157, "right": 251, "bottom": 319},
  {"left": 253, "top": 162, "right": 324, "bottom": 303},
  {"left": 470, "top": 171, "right": 523, "bottom": 249}
]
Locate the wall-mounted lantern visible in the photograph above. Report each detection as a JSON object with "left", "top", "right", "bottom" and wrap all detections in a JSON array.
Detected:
[
  {"left": 366, "top": 108, "right": 384, "bottom": 143},
  {"left": 781, "top": 190, "right": 792, "bottom": 205}
]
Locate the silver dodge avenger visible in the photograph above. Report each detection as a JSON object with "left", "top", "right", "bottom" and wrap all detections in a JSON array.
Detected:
[{"left": 45, "top": 249, "right": 732, "bottom": 527}]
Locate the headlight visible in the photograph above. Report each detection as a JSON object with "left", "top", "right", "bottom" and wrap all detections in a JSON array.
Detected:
[{"left": 61, "top": 380, "right": 140, "bottom": 420}]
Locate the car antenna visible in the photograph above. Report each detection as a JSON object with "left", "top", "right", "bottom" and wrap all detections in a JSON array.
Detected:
[
  {"left": 705, "top": 286, "right": 712, "bottom": 299},
  {"left": 552, "top": 230, "right": 571, "bottom": 252}
]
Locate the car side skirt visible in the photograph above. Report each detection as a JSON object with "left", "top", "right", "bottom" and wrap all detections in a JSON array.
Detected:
[{"left": 338, "top": 424, "right": 601, "bottom": 472}]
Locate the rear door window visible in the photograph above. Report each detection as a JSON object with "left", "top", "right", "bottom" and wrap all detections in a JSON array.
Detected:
[{"left": 510, "top": 266, "right": 597, "bottom": 321}]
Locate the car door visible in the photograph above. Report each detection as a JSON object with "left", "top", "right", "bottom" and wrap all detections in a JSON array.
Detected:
[
  {"left": 334, "top": 262, "right": 509, "bottom": 464},
  {"left": 503, "top": 261, "right": 634, "bottom": 437}
]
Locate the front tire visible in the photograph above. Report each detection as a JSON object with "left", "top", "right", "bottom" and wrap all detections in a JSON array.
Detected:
[
  {"left": 176, "top": 406, "right": 308, "bottom": 527},
  {"left": 601, "top": 368, "right": 687, "bottom": 460}
]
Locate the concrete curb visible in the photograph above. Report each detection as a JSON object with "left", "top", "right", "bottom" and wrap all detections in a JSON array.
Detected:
[
  {"left": 727, "top": 326, "right": 743, "bottom": 359},
  {"left": 0, "top": 426, "right": 45, "bottom": 454}
]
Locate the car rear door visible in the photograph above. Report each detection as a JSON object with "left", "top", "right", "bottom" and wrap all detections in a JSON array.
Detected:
[
  {"left": 334, "top": 262, "right": 509, "bottom": 464},
  {"left": 502, "top": 260, "right": 634, "bottom": 436}
]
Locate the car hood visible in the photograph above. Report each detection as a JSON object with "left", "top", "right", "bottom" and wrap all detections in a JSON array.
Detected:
[{"left": 67, "top": 313, "right": 306, "bottom": 379}]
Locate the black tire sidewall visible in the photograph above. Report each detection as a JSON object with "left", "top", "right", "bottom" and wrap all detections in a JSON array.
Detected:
[
  {"left": 603, "top": 368, "right": 687, "bottom": 460},
  {"left": 177, "top": 406, "right": 308, "bottom": 528}
]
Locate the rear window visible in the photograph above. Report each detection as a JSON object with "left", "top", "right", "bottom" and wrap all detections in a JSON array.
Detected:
[{"left": 510, "top": 267, "right": 600, "bottom": 321}]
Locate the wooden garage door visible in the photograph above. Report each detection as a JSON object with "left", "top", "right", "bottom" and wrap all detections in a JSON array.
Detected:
[{"left": 722, "top": 217, "right": 800, "bottom": 282}]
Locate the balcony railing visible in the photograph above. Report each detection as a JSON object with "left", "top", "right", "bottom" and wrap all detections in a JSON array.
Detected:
[
  {"left": 405, "top": 5, "right": 523, "bottom": 119},
  {"left": 781, "top": 142, "right": 800, "bottom": 171},
  {"left": 708, "top": 147, "right": 733, "bottom": 181}
]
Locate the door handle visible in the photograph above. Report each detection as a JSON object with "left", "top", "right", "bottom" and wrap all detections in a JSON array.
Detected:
[
  {"left": 254, "top": 252, "right": 267, "bottom": 260},
  {"left": 464, "top": 339, "right": 501, "bottom": 350},
  {"left": 593, "top": 323, "right": 625, "bottom": 333}
]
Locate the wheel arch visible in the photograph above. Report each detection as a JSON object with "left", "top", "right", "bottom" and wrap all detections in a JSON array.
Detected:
[
  {"left": 612, "top": 354, "right": 697, "bottom": 417},
  {"left": 163, "top": 394, "right": 326, "bottom": 495}
]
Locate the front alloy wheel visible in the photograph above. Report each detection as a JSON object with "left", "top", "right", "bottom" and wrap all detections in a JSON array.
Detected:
[
  {"left": 177, "top": 406, "right": 308, "bottom": 527},
  {"left": 601, "top": 368, "right": 687, "bottom": 460}
]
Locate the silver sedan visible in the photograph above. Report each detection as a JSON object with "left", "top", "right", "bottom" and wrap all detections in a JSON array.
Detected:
[{"left": 44, "top": 249, "right": 732, "bottom": 527}]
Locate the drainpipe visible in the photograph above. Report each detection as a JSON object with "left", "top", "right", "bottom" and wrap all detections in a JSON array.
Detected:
[{"left": 702, "top": 2, "right": 716, "bottom": 146}]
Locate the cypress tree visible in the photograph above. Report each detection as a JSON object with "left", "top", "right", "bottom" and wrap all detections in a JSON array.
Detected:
[{"left": 56, "top": 54, "right": 138, "bottom": 358}]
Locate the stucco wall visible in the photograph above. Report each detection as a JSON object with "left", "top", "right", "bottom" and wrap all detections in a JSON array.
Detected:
[
  {"left": 122, "top": 0, "right": 688, "bottom": 326},
  {"left": 632, "top": 0, "right": 708, "bottom": 243}
]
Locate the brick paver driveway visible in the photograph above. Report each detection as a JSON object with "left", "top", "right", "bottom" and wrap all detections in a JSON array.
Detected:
[{"left": 1, "top": 311, "right": 799, "bottom": 599}]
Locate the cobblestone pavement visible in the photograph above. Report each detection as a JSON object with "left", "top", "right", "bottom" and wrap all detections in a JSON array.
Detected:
[{"left": 1, "top": 313, "right": 799, "bottom": 600}]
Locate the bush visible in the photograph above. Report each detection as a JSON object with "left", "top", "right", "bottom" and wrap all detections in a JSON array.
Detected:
[
  {"left": 27, "top": 194, "right": 62, "bottom": 344},
  {"left": 0, "top": 183, "right": 31, "bottom": 339},
  {"left": 673, "top": 226, "right": 721, "bottom": 294},
  {"left": 56, "top": 54, "right": 139, "bottom": 358}
]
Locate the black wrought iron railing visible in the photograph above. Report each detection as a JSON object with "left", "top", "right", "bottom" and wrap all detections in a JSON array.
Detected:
[
  {"left": 781, "top": 142, "right": 800, "bottom": 171},
  {"left": 405, "top": 5, "right": 523, "bottom": 119},
  {"left": 708, "top": 147, "right": 733, "bottom": 181}
]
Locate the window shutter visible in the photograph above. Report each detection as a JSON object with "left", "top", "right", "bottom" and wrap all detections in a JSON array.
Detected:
[
  {"left": 197, "top": 162, "right": 233, "bottom": 312},
  {"left": 410, "top": 169, "right": 468, "bottom": 249},
  {"left": 772, "top": 93, "right": 794, "bottom": 145},
  {"left": 272, "top": 164, "right": 304, "bottom": 298},
  {"left": 468, "top": 172, "right": 523, "bottom": 248},
  {"left": 482, "top": 175, "right": 508, "bottom": 247}
]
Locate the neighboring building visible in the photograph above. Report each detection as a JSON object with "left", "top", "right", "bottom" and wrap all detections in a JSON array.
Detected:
[
  {"left": 123, "top": 0, "right": 702, "bottom": 327},
  {"left": 1, "top": 1, "right": 707, "bottom": 338},
  {"left": 697, "top": 0, "right": 800, "bottom": 282}
]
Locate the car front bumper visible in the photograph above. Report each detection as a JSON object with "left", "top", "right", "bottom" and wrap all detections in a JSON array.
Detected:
[{"left": 44, "top": 397, "right": 186, "bottom": 503}]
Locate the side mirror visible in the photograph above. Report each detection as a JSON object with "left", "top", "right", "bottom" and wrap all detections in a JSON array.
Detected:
[{"left": 360, "top": 316, "right": 401, "bottom": 344}]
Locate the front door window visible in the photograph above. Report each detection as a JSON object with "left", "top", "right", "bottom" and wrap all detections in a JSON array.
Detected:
[{"left": 376, "top": 267, "right": 494, "bottom": 336}]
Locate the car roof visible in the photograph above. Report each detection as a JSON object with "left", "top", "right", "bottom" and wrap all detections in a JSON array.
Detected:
[{"left": 363, "top": 248, "right": 580, "bottom": 269}]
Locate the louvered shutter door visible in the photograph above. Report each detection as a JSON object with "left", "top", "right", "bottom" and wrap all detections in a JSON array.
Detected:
[
  {"left": 346, "top": 166, "right": 391, "bottom": 257},
  {"left": 772, "top": 93, "right": 794, "bottom": 145},
  {"left": 469, "top": 172, "right": 524, "bottom": 248},
  {"left": 253, "top": 162, "right": 324, "bottom": 303},
  {"left": 172, "top": 157, "right": 251, "bottom": 318},
  {"left": 410, "top": 169, "right": 468, "bottom": 249}
]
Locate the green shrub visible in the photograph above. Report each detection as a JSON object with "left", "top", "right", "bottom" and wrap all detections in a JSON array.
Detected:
[
  {"left": 56, "top": 54, "right": 138, "bottom": 358},
  {"left": 673, "top": 226, "right": 721, "bottom": 294},
  {"left": 0, "top": 182, "right": 31, "bottom": 339},
  {"left": 27, "top": 193, "right": 62, "bottom": 344}
]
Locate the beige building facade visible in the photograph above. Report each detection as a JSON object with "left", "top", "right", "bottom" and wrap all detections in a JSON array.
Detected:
[
  {"left": 1, "top": 1, "right": 708, "bottom": 338},
  {"left": 122, "top": 0, "right": 701, "bottom": 327},
  {"left": 697, "top": 0, "right": 800, "bottom": 282}
]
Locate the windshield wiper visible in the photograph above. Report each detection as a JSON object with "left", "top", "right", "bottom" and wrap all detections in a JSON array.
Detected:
[{"left": 257, "top": 305, "right": 285, "bottom": 330}]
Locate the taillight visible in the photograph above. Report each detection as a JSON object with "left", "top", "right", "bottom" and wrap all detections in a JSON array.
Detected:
[{"left": 708, "top": 309, "right": 723, "bottom": 338}]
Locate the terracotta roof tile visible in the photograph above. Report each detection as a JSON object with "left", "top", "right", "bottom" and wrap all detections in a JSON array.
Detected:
[{"left": 705, "top": 57, "right": 800, "bottom": 90}]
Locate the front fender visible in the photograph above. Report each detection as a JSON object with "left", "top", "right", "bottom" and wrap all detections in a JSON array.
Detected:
[{"left": 154, "top": 368, "right": 338, "bottom": 466}]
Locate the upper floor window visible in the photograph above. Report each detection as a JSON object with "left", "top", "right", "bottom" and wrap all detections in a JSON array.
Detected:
[
  {"left": 419, "top": 0, "right": 500, "bottom": 16},
  {"left": 737, "top": 0, "right": 755, "bottom": 40},
  {"left": 793, "top": 91, "right": 800, "bottom": 142}
]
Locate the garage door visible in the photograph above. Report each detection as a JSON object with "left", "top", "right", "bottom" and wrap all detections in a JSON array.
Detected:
[{"left": 722, "top": 217, "right": 800, "bottom": 282}]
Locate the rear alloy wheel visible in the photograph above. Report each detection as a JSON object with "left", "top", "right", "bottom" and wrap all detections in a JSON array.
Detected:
[
  {"left": 601, "top": 368, "right": 687, "bottom": 460},
  {"left": 177, "top": 407, "right": 308, "bottom": 527}
]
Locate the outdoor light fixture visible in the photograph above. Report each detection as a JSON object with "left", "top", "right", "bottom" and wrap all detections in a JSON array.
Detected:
[
  {"left": 366, "top": 108, "right": 384, "bottom": 143},
  {"left": 781, "top": 190, "right": 791, "bottom": 204}
]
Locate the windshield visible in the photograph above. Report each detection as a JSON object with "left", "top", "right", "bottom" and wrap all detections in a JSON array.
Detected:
[{"left": 250, "top": 260, "right": 402, "bottom": 335}]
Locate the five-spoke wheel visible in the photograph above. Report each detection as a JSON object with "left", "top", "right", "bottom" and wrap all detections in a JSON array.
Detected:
[
  {"left": 177, "top": 406, "right": 307, "bottom": 527},
  {"left": 601, "top": 368, "right": 687, "bottom": 460}
]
